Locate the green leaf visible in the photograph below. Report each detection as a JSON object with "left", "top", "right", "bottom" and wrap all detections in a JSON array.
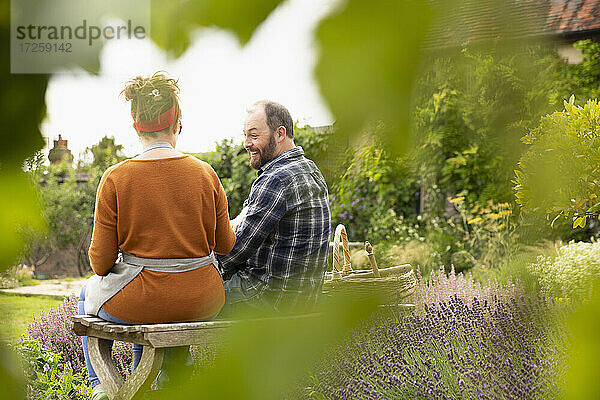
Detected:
[
  {"left": 150, "top": 0, "right": 284, "bottom": 56},
  {"left": 0, "top": 169, "right": 45, "bottom": 270},
  {"left": 0, "top": 347, "right": 26, "bottom": 400},
  {"left": 573, "top": 215, "right": 586, "bottom": 229},
  {"left": 315, "top": 0, "right": 432, "bottom": 156},
  {"left": 196, "top": 0, "right": 284, "bottom": 45},
  {"left": 514, "top": 169, "right": 524, "bottom": 180}
]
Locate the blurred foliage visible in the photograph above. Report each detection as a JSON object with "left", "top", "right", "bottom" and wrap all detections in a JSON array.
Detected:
[
  {"left": 1, "top": 0, "right": 48, "bottom": 390},
  {"left": 150, "top": 0, "right": 283, "bottom": 57},
  {"left": 414, "top": 46, "right": 561, "bottom": 211},
  {"left": 515, "top": 96, "right": 600, "bottom": 229},
  {"left": 156, "top": 298, "right": 377, "bottom": 400},
  {"left": 0, "top": 344, "right": 26, "bottom": 400},
  {"left": 315, "top": 0, "right": 431, "bottom": 156},
  {"left": 564, "top": 279, "right": 600, "bottom": 400}
]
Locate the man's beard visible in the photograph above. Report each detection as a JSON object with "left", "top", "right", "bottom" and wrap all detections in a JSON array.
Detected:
[{"left": 250, "top": 132, "right": 277, "bottom": 169}]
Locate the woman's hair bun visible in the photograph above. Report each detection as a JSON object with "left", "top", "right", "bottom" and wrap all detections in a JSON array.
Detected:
[{"left": 122, "top": 72, "right": 181, "bottom": 123}]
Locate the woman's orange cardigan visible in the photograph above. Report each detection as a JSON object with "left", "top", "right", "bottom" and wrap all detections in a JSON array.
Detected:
[{"left": 88, "top": 155, "right": 236, "bottom": 323}]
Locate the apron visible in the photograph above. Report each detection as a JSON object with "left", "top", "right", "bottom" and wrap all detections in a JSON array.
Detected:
[{"left": 84, "top": 251, "right": 218, "bottom": 315}]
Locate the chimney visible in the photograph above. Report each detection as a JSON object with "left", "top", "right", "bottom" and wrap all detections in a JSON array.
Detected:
[
  {"left": 48, "top": 134, "right": 74, "bottom": 165},
  {"left": 53, "top": 134, "right": 69, "bottom": 149}
]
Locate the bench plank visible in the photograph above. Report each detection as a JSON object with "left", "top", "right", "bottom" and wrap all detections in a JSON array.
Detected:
[
  {"left": 76, "top": 325, "right": 151, "bottom": 346},
  {"left": 145, "top": 328, "right": 227, "bottom": 348},
  {"left": 139, "top": 320, "right": 236, "bottom": 332}
]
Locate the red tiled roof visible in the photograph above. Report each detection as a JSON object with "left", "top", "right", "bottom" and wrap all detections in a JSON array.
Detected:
[{"left": 548, "top": 0, "right": 600, "bottom": 33}]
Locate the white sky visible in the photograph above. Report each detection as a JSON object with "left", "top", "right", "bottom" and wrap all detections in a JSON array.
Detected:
[{"left": 41, "top": 0, "right": 336, "bottom": 160}]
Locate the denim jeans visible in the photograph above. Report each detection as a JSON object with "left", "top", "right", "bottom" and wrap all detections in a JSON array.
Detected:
[
  {"left": 222, "top": 272, "right": 258, "bottom": 304},
  {"left": 78, "top": 283, "right": 192, "bottom": 388}
]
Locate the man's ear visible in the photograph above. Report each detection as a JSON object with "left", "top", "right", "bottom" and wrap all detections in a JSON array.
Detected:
[{"left": 276, "top": 126, "right": 287, "bottom": 142}]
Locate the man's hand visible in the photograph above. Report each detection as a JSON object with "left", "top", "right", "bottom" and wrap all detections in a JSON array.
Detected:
[{"left": 230, "top": 206, "right": 248, "bottom": 231}]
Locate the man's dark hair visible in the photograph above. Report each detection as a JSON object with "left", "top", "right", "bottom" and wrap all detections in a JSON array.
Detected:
[{"left": 255, "top": 100, "right": 294, "bottom": 138}]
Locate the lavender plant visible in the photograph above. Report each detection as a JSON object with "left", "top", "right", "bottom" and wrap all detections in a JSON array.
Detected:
[
  {"left": 24, "top": 295, "right": 132, "bottom": 379},
  {"left": 412, "top": 266, "right": 521, "bottom": 310},
  {"left": 308, "top": 276, "right": 568, "bottom": 399}
]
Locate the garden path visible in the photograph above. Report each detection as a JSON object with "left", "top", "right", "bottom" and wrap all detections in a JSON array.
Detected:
[{"left": 1, "top": 277, "right": 87, "bottom": 298}]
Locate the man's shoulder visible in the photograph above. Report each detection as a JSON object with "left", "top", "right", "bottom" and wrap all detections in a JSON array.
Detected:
[{"left": 268, "top": 153, "right": 320, "bottom": 180}]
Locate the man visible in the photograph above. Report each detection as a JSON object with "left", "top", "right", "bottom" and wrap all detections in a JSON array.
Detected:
[{"left": 218, "top": 100, "right": 331, "bottom": 313}]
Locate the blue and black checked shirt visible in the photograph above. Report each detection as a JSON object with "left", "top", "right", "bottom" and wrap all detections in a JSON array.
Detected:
[{"left": 218, "top": 146, "right": 331, "bottom": 311}]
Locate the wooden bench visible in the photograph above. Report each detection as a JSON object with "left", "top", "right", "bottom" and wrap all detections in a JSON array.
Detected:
[
  {"left": 71, "top": 313, "right": 323, "bottom": 400},
  {"left": 72, "top": 230, "right": 417, "bottom": 399}
]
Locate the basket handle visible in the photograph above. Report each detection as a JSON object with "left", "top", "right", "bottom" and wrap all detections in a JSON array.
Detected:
[
  {"left": 332, "top": 224, "right": 353, "bottom": 277},
  {"left": 365, "top": 241, "right": 381, "bottom": 278}
]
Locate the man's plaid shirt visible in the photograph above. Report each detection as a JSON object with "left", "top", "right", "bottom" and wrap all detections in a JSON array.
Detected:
[{"left": 218, "top": 146, "right": 331, "bottom": 311}]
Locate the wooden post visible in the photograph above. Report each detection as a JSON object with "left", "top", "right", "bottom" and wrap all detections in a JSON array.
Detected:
[
  {"left": 365, "top": 241, "right": 380, "bottom": 278},
  {"left": 88, "top": 337, "right": 124, "bottom": 398}
]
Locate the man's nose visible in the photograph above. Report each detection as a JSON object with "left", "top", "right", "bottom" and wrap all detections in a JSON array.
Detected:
[{"left": 244, "top": 137, "right": 252, "bottom": 149}]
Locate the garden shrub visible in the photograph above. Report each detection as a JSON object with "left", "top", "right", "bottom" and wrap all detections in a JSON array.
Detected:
[
  {"left": 330, "top": 139, "right": 419, "bottom": 242},
  {"left": 194, "top": 138, "right": 255, "bottom": 218},
  {"left": 413, "top": 48, "right": 553, "bottom": 215},
  {"left": 514, "top": 96, "right": 600, "bottom": 230},
  {"left": 417, "top": 197, "right": 516, "bottom": 273},
  {"left": 13, "top": 339, "right": 90, "bottom": 400},
  {"left": 0, "top": 265, "right": 35, "bottom": 289},
  {"left": 20, "top": 137, "right": 125, "bottom": 276},
  {"left": 528, "top": 240, "right": 600, "bottom": 302}
]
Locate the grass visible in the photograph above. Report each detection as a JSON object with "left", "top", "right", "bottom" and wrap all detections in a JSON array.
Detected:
[{"left": 0, "top": 292, "right": 63, "bottom": 343}]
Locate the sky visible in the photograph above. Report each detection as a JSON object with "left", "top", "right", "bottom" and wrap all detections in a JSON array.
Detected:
[{"left": 41, "top": 0, "right": 336, "bottom": 160}]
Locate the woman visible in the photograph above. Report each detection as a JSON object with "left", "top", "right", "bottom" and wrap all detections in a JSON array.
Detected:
[{"left": 78, "top": 72, "right": 236, "bottom": 400}]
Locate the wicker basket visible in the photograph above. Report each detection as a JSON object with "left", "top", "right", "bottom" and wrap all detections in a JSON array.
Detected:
[{"left": 323, "top": 224, "right": 417, "bottom": 304}]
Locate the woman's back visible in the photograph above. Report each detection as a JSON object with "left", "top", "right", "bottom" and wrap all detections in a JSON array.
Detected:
[
  {"left": 89, "top": 155, "right": 234, "bottom": 267},
  {"left": 89, "top": 155, "right": 236, "bottom": 323}
]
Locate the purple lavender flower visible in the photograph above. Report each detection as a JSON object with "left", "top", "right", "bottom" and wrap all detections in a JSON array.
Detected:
[
  {"left": 308, "top": 270, "right": 567, "bottom": 399},
  {"left": 23, "top": 295, "right": 133, "bottom": 379}
]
